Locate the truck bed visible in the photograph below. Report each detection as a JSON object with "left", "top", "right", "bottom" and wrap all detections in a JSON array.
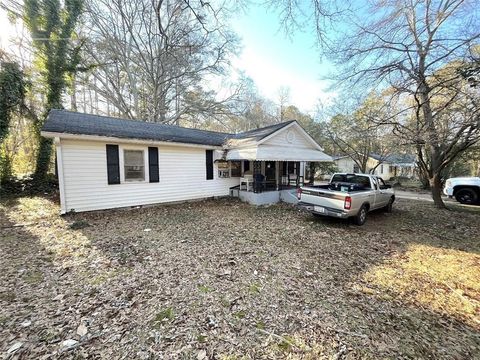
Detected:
[{"left": 305, "top": 182, "right": 371, "bottom": 193}]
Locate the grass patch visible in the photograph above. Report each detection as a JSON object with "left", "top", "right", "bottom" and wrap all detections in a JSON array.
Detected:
[
  {"left": 0, "top": 291, "right": 16, "bottom": 303},
  {"left": 196, "top": 334, "right": 208, "bottom": 343},
  {"left": 447, "top": 203, "right": 480, "bottom": 214},
  {"left": 220, "top": 297, "right": 231, "bottom": 308},
  {"left": 198, "top": 284, "right": 213, "bottom": 293},
  {"left": 88, "top": 269, "right": 122, "bottom": 286},
  {"left": 152, "top": 307, "right": 175, "bottom": 328},
  {"left": 69, "top": 219, "right": 91, "bottom": 230},
  {"left": 23, "top": 270, "right": 44, "bottom": 284},
  {"left": 248, "top": 282, "right": 261, "bottom": 294},
  {"left": 233, "top": 310, "right": 246, "bottom": 319},
  {"left": 361, "top": 243, "right": 480, "bottom": 327},
  {"left": 0, "top": 315, "right": 9, "bottom": 326},
  {"left": 1, "top": 196, "right": 479, "bottom": 358},
  {"left": 277, "top": 335, "right": 296, "bottom": 352},
  {"left": 255, "top": 321, "right": 265, "bottom": 330}
]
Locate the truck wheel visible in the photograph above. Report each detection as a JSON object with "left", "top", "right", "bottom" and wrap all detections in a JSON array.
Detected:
[
  {"left": 384, "top": 198, "right": 394, "bottom": 213},
  {"left": 354, "top": 205, "right": 368, "bottom": 226},
  {"left": 455, "top": 188, "right": 478, "bottom": 205}
]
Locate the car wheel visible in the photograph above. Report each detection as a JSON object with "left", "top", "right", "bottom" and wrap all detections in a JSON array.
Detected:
[
  {"left": 354, "top": 205, "right": 368, "bottom": 226},
  {"left": 384, "top": 198, "right": 394, "bottom": 213},
  {"left": 455, "top": 188, "right": 478, "bottom": 205}
]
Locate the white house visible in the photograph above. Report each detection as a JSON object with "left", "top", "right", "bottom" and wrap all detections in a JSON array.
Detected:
[
  {"left": 333, "top": 154, "right": 417, "bottom": 180},
  {"left": 42, "top": 110, "right": 332, "bottom": 213}
]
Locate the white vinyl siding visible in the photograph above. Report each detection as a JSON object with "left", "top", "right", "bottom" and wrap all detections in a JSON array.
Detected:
[
  {"left": 59, "top": 139, "right": 239, "bottom": 213},
  {"left": 334, "top": 158, "right": 355, "bottom": 173}
]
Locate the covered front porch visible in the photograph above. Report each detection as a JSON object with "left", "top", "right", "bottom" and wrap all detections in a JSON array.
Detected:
[
  {"left": 227, "top": 160, "right": 323, "bottom": 206},
  {"left": 220, "top": 119, "right": 333, "bottom": 205}
]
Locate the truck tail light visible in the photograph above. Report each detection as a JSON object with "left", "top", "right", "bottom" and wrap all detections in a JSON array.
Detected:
[
  {"left": 297, "top": 188, "right": 302, "bottom": 200},
  {"left": 344, "top": 196, "right": 352, "bottom": 210}
]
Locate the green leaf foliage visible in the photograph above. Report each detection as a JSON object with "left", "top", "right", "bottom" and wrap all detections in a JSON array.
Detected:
[
  {"left": 0, "top": 62, "right": 25, "bottom": 143},
  {"left": 23, "top": 0, "right": 83, "bottom": 181}
]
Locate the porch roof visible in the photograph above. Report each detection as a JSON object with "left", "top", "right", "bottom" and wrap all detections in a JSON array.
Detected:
[{"left": 225, "top": 145, "right": 332, "bottom": 162}]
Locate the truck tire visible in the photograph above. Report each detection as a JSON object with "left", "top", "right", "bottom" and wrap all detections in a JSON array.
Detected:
[
  {"left": 384, "top": 198, "right": 394, "bottom": 213},
  {"left": 455, "top": 188, "right": 478, "bottom": 205},
  {"left": 354, "top": 205, "right": 368, "bottom": 226}
]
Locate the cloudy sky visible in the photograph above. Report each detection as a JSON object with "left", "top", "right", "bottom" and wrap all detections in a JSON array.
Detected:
[{"left": 230, "top": 4, "right": 335, "bottom": 114}]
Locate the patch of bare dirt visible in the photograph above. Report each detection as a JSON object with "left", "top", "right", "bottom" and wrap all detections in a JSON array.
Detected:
[{"left": 1, "top": 196, "right": 479, "bottom": 359}]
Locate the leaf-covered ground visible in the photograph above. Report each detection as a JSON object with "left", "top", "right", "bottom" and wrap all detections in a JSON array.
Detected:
[{"left": 1, "top": 196, "right": 479, "bottom": 359}]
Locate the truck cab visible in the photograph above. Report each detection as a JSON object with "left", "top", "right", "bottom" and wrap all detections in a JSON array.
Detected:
[{"left": 444, "top": 177, "right": 480, "bottom": 205}]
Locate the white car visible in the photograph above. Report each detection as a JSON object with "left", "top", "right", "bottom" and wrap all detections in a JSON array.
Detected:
[{"left": 443, "top": 177, "right": 480, "bottom": 205}]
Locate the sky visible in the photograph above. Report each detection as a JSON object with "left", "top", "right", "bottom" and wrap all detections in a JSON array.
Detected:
[
  {"left": 229, "top": 4, "right": 335, "bottom": 114},
  {"left": 0, "top": 3, "right": 335, "bottom": 115}
]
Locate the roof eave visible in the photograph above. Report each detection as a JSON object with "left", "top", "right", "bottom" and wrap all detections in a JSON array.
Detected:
[{"left": 41, "top": 131, "right": 224, "bottom": 149}]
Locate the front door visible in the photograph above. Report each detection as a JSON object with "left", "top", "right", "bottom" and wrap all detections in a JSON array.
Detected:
[{"left": 265, "top": 161, "right": 276, "bottom": 189}]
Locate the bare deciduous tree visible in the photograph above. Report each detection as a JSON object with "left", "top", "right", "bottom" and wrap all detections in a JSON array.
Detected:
[
  {"left": 329, "top": 0, "right": 480, "bottom": 208},
  {"left": 80, "top": 0, "right": 240, "bottom": 125},
  {"left": 326, "top": 95, "right": 395, "bottom": 173}
]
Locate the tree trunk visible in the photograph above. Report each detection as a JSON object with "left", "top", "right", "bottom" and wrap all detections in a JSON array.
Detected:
[
  {"left": 429, "top": 174, "right": 445, "bottom": 209},
  {"left": 71, "top": 73, "right": 77, "bottom": 111},
  {"left": 419, "top": 170, "right": 430, "bottom": 189},
  {"left": 33, "top": 137, "right": 53, "bottom": 182}
]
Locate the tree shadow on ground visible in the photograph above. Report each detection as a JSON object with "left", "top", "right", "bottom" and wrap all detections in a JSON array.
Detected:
[
  {"left": 1, "top": 195, "right": 479, "bottom": 359},
  {"left": 0, "top": 203, "right": 64, "bottom": 358}
]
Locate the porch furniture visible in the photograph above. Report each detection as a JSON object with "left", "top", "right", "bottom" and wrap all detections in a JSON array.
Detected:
[
  {"left": 288, "top": 173, "right": 298, "bottom": 187},
  {"left": 240, "top": 175, "right": 254, "bottom": 192}
]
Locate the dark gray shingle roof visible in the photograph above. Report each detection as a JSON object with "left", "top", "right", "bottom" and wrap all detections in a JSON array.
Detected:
[
  {"left": 229, "top": 120, "right": 296, "bottom": 141},
  {"left": 369, "top": 153, "right": 416, "bottom": 164},
  {"left": 42, "top": 110, "right": 295, "bottom": 146},
  {"left": 43, "top": 110, "right": 230, "bottom": 146}
]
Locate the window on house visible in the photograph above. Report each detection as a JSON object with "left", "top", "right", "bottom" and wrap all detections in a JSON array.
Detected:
[
  {"left": 124, "top": 149, "right": 145, "bottom": 181},
  {"left": 231, "top": 161, "right": 241, "bottom": 177}
]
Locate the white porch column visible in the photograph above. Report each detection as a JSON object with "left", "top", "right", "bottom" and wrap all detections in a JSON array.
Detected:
[
  {"left": 275, "top": 161, "right": 280, "bottom": 190},
  {"left": 299, "top": 162, "right": 305, "bottom": 176}
]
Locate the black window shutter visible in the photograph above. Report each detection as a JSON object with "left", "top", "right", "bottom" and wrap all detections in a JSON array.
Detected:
[
  {"left": 106, "top": 144, "right": 120, "bottom": 185},
  {"left": 206, "top": 150, "right": 214, "bottom": 180},
  {"left": 148, "top": 147, "right": 159, "bottom": 183}
]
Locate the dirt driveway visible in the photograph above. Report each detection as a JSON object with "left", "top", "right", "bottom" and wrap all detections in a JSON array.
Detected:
[{"left": 1, "top": 196, "right": 479, "bottom": 359}]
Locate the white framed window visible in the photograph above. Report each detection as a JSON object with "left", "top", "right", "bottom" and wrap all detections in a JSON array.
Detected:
[{"left": 123, "top": 149, "right": 145, "bottom": 181}]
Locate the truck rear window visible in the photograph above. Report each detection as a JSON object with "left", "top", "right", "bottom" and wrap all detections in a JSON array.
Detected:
[{"left": 331, "top": 174, "right": 371, "bottom": 188}]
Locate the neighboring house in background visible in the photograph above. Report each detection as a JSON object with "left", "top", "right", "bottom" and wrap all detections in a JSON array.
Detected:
[
  {"left": 42, "top": 110, "right": 332, "bottom": 213},
  {"left": 332, "top": 155, "right": 357, "bottom": 174},
  {"left": 332, "top": 154, "right": 417, "bottom": 180},
  {"left": 369, "top": 154, "right": 417, "bottom": 180}
]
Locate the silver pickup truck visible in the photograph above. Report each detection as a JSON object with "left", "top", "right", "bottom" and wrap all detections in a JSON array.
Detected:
[{"left": 297, "top": 173, "right": 395, "bottom": 225}]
